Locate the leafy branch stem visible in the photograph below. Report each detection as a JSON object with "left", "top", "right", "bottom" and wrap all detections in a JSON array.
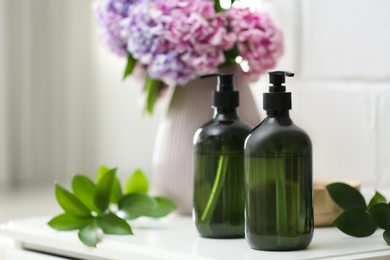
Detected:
[{"left": 201, "top": 155, "right": 229, "bottom": 223}]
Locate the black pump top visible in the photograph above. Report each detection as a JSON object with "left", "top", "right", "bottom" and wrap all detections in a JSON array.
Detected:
[
  {"left": 201, "top": 73, "right": 239, "bottom": 107},
  {"left": 264, "top": 71, "right": 294, "bottom": 111}
]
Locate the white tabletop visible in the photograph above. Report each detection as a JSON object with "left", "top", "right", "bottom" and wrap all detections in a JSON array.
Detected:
[{"left": 1, "top": 215, "right": 390, "bottom": 260}]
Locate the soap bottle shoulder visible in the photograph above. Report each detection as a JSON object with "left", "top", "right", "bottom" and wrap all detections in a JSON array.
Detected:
[
  {"left": 245, "top": 116, "right": 311, "bottom": 151},
  {"left": 195, "top": 117, "right": 252, "bottom": 141}
]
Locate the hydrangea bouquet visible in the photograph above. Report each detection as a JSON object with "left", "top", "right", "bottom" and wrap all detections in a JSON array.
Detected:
[{"left": 94, "top": 0, "right": 284, "bottom": 115}]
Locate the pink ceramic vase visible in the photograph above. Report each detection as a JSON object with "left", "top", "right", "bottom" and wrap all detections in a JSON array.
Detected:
[{"left": 151, "top": 65, "right": 261, "bottom": 215}]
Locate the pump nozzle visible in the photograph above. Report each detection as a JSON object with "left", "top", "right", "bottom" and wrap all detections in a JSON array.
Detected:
[
  {"left": 269, "top": 71, "right": 294, "bottom": 93},
  {"left": 269, "top": 71, "right": 294, "bottom": 86},
  {"left": 201, "top": 73, "right": 235, "bottom": 92},
  {"left": 264, "top": 70, "right": 294, "bottom": 111},
  {"left": 201, "top": 73, "right": 239, "bottom": 107}
]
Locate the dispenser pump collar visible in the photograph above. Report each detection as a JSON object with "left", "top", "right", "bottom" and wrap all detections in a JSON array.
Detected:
[{"left": 201, "top": 73, "right": 239, "bottom": 107}]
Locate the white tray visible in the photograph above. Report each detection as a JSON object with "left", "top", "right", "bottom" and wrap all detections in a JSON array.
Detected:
[{"left": 1, "top": 215, "right": 390, "bottom": 260}]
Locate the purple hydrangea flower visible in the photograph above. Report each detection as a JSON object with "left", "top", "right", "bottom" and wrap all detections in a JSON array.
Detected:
[
  {"left": 94, "top": 0, "right": 285, "bottom": 87},
  {"left": 94, "top": 0, "right": 139, "bottom": 57},
  {"left": 123, "top": 0, "right": 235, "bottom": 86},
  {"left": 226, "top": 7, "right": 284, "bottom": 82}
]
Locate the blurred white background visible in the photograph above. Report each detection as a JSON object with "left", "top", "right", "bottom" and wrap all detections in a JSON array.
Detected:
[
  {"left": 0, "top": 0, "right": 163, "bottom": 187},
  {"left": 1, "top": 0, "right": 390, "bottom": 222}
]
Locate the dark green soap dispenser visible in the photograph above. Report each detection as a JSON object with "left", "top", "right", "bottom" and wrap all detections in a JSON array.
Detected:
[
  {"left": 244, "top": 71, "right": 314, "bottom": 250},
  {"left": 193, "top": 73, "right": 252, "bottom": 238}
]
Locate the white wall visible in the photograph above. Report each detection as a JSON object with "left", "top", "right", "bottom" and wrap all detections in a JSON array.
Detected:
[
  {"left": 267, "top": 0, "right": 390, "bottom": 188},
  {"left": 91, "top": 36, "right": 167, "bottom": 181},
  {"left": 0, "top": 0, "right": 167, "bottom": 185},
  {"left": 0, "top": 0, "right": 9, "bottom": 184},
  {"left": 0, "top": 0, "right": 98, "bottom": 183}
]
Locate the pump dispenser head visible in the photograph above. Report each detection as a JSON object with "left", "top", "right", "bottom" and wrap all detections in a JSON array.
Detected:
[
  {"left": 201, "top": 73, "right": 239, "bottom": 107},
  {"left": 263, "top": 71, "right": 294, "bottom": 111}
]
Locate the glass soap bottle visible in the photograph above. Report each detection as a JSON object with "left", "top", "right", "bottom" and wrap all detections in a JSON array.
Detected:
[
  {"left": 193, "top": 73, "right": 252, "bottom": 238},
  {"left": 244, "top": 71, "right": 314, "bottom": 250}
]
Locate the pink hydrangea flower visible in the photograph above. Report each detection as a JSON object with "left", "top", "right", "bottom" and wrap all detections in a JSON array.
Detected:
[
  {"left": 226, "top": 7, "right": 284, "bottom": 82},
  {"left": 123, "top": 0, "right": 235, "bottom": 86},
  {"left": 95, "top": 0, "right": 285, "bottom": 87}
]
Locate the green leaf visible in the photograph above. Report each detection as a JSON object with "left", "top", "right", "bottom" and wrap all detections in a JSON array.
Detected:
[
  {"left": 98, "top": 212, "right": 133, "bottom": 235},
  {"left": 118, "top": 193, "right": 158, "bottom": 220},
  {"left": 220, "top": 44, "right": 239, "bottom": 68},
  {"left": 214, "top": 0, "right": 223, "bottom": 12},
  {"left": 48, "top": 213, "right": 93, "bottom": 231},
  {"left": 143, "top": 197, "right": 176, "bottom": 218},
  {"left": 110, "top": 178, "right": 123, "bottom": 205},
  {"left": 94, "top": 168, "right": 117, "bottom": 213},
  {"left": 97, "top": 166, "right": 123, "bottom": 205},
  {"left": 326, "top": 182, "right": 366, "bottom": 210},
  {"left": 143, "top": 76, "right": 164, "bottom": 116},
  {"left": 78, "top": 219, "right": 99, "bottom": 247},
  {"left": 368, "top": 191, "right": 387, "bottom": 208},
  {"left": 383, "top": 230, "right": 390, "bottom": 245},
  {"left": 367, "top": 203, "right": 390, "bottom": 230},
  {"left": 333, "top": 208, "right": 377, "bottom": 237},
  {"left": 123, "top": 53, "right": 137, "bottom": 80},
  {"left": 72, "top": 175, "right": 101, "bottom": 214},
  {"left": 96, "top": 165, "right": 111, "bottom": 181},
  {"left": 55, "top": 183, "right": 91, "bottom": 218},
  {"left": 125, "top": 169, "right": 149, "bottom": 194}
]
